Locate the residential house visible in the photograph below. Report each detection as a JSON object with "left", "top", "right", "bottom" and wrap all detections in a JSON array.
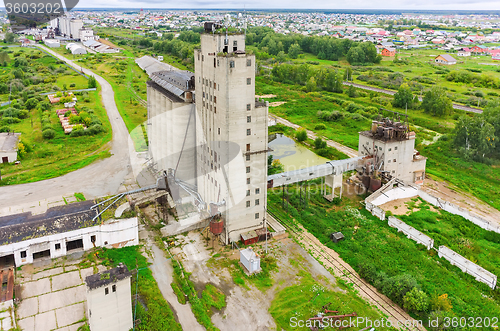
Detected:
[
  {"left": 435, "top": 54, "right": 457, "bottom": 65},
  {"left": 382, "top": 47, "right": 396, "bottom": 57}
]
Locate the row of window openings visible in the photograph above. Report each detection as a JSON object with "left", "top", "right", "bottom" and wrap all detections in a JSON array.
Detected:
[
  {"left": 198, "top": 53, "right": 252, "bottom": 69},
  {"left": 202, "top": 92, "right": 216, "bottom": 103},
  {"left": 104, "top": 285, "right": 117, "bottom": 295},
  {"left": 247, "top": 188, "right": 261, "bottom": 195},
  {"left": 369, "top": 143, "right": 398, "bottom": 152},
  {"left": 246, "top": 199, "right": 260, "bottom": 207},
  {"left": 20, "top": 235, "right": 97, "bottom": 258}
]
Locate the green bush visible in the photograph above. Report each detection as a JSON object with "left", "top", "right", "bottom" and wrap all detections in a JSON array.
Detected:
[
  {"left": 42, "top": 128, "right": 56, "bottom": 139},
  {"left": 295, "top": 129, "right": 307, "bottom": 142},
  {"left": 314, "top": 123, "right": 326, "bottom": 130},
  {"left": 2, "top": 117, "right": 20, "bottom": 125},
  {"left": 42, "top": 124, "right": 53, "bottom": 131}
]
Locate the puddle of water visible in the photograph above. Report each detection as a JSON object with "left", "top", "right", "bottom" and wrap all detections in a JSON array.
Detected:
[{"left": 268, "top": 134, "right": 329, "bottom": 172}]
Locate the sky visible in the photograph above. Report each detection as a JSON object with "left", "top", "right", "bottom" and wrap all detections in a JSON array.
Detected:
[{"left": 73, "top": 0, "right": 500, "bottom": 11}]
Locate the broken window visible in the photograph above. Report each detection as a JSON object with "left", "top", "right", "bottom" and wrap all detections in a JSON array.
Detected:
[
  {"left": 247, "top": 104, "right": 251, "bottom": 111},
  {"left": 105, "top": 287, "right": 109, "bottom": 295},
  {"left": 246, "top": 201, "right": 250, "bottom": 207},
  {"left": 229, "top": 61, "right": 235, "bottom": 68},
  {"left": 255, "top": 199, "right": 260, "bottom": 206},
  {"left": 246, "top": 166, "right": 250, "bottom": 173},
  {"left": 246, "top": 154, "right": 250, "bottom": 161},
  {"left": 246, "top": 190, "right": 250, "bottom": 196},
  {"left": 247, "top": 129, "right": 251, "bottom": 136},
  {"left": 55, "top": 243, "right": 61, "bottom": 250},
  {"left": 255, "top": 188, "right": 260, "bottom": 194},
  {"left": 247, "top": 116, "right": 251, "bottom": 123},
  {"left": 255, "top": 213, "right": 259, "bottom": 219},
  {"left": 20, "top": 251, "right": 26, "bottom": 258},
  {"left": 112, "top": 285, "right": 116, "bottom": 292}
]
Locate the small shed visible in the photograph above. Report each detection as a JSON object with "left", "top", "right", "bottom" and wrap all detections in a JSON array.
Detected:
[
  {"left": 0, "top": 133, "right": 21, "bottom": 164},
  {"left": 330, "top": 232, "right": 345, "bottom": 243},
  {"left": 240, "top": 248, "right": 261, "bottom": 274},
  {"left": 240, "top": 230, "right": 258, "bottom": 245},
  {"left": 256, "top": 228, "right": 271, "bottom": 242}
]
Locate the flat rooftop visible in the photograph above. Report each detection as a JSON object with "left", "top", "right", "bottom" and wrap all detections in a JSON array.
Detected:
[
  {"left": 85, "top": 263, "right": 131, "bottom": 290},
  {"left": 0, "top": 133, "right": 21, "bottom": 153},
  {"left": 0, "top": 200, "right": 97, "bottom": 246}
]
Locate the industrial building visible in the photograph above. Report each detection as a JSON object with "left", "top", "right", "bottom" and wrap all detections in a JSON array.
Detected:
[
  {"left": 358, "top": 116, "right": 426, "bottom": 184},
  {"left": 0, "top": 201, "right": 139, "bottom": 267},
  {"left": 85, "top": 263, "right": 133, "bottom": 331},
  {"left": 58, "top": 16, "right": 83, "bottom": 39},
  {"left": 146, "top": 25, "right": 268, "bottom": 244},
  {"left": 66, "top": 43, "right": 87, "bottom": 55}
]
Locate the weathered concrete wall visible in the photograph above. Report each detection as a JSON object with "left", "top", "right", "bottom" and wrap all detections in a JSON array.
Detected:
[
  {"left": 196, "top": 34, "right": 268, "bottom": 244},
  {"left": 369, "top": 183, "right": 500, "bottom": 235},
  {"left": 438, "top": 245, "right": 497, "bottom": 289},
  {"left": 366, "top": 201, "right": 386, "bottom": 220},
  {"left": 388, "top": 216, "right": 434, "bottom": 249},
  {"left": 418, "top": 191, "right": 500, "bottom": 233},
  {"left": 87, "top": 276, "right": 133, "bottom": 331},
  {"left": 0, "top": 218, "right": 138, "bottom": 266}
]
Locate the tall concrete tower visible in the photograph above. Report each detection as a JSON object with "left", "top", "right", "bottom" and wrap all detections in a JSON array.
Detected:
[{"left": 194, "top": 27, "right": 269, "bottom": 244}]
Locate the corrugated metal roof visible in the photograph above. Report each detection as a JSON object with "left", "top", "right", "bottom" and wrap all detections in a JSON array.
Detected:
[
  {"left": 150, "top": 70, "right": 194, "bottom": 97},
  {"left": 83, "top": 39, "right": 98, "bottom": 47},
  {"left": 135, "top": 55, "right": 181, "bottom": 77}
]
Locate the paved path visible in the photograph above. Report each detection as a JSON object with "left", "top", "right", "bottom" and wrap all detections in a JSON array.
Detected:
[
  {"left": 148, "top": 243, "right": 204, "bottom": 331},
  {"left": 343, "top": 81, "right": 483, "bottom": 114},
  {"left": 0, "top": 45, "right": 148, "bottom": 215},
  {"left": 272, "top": 115, "right": 358, "bottom": 158}
]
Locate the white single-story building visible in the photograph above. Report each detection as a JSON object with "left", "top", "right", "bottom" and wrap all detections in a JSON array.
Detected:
[
  {"left": 0, "top": 132, "right": 21, "bottom": 164},
  {"left": 0, "top": 200, "right": 139, "bottom": 267},
  {"left": 44, "top": 39, "right": 60, "bottom": 48}
]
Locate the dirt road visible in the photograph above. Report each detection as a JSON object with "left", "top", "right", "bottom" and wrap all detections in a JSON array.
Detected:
[
  {"left": 0, "top": 46, "right": 142, "bottom": 212},
  {"left": 273, "top": 115, "right": 358, "bottom": 158},
  {"left": 343, "top": 81, "right": 483, "bottom": 114},
  {"left": 148, "top": 243, "right": 204, "bottom": 331}
]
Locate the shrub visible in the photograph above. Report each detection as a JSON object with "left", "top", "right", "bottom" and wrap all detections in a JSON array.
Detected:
[
  {"left": 42, "top": 128, "right": 56, "bottom": 139},
  {"left": 295, "top": 129, "right": 307, "bottom": 142},
  {"left": 42, "top": 124, "right": 53, "bottom": 131},
  {"left": 2, "top": 117, "right": 20, "bottom": 125},
  {"left": 87, "top": 124, "right": 104, "bottom": 135},
  {"left": 69, "top": 83, "right": 76, "bottom": 87},
  {"left": 0, "top": 126, "right": 11, "bottom": 132},
  {"left": 314, "top": 123, "right": 326, "bottom": 130}
]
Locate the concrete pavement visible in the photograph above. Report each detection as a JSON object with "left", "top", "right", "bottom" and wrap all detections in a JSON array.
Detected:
[{"left": 0, "top": 45, "right": 150, "bottom": 216}]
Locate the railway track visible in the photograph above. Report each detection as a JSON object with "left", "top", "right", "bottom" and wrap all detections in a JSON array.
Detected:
[{"left": 268, "top": 207, "right": 427, "bottom": 331}]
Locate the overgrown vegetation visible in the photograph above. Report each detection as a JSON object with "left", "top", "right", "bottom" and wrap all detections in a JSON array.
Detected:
[
  {"left": 93, "top": 246, "right": 183, "bottom": 331},
  {"left": 268, "top": 188, "right": 500, "bottom": 328}
]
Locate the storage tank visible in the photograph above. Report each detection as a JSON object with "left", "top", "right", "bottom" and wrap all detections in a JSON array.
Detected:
[
  {"left": 370, "top": 177, "right": 382, "bottom": 191},
  {"left": 210, "top": 219, "right": 224, "bottom": 235}
]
